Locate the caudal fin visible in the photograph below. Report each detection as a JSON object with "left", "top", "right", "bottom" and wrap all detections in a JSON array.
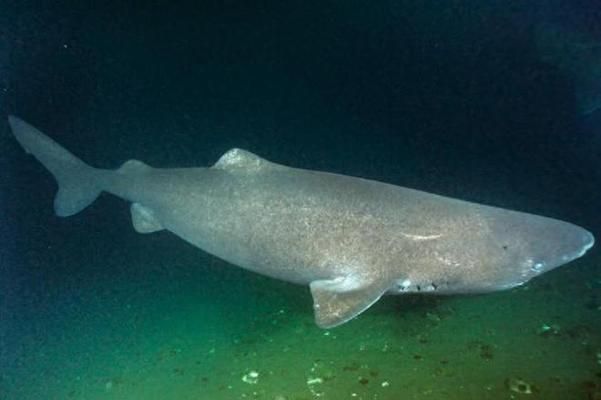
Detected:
[{"left": 9, "top": 116, "right": 103, "bottom": 217}]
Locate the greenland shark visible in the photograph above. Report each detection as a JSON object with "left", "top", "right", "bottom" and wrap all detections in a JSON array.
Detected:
[{"left": 9, "top": 116, "right": 595, "bottom": 328}]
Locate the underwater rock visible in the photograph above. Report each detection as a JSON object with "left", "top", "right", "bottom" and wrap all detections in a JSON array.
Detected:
[
  {"left": 306, "top": 376, "right": 324, "bottom": 397},
  {"left": 242, "top": 370, "right": 259, "bottom": 384},
  {"left": 505, "top": 377, "right": 537, "bottom": 394},
  {"left": 537, "top": 323, "right": 561, "bottom": 337}
]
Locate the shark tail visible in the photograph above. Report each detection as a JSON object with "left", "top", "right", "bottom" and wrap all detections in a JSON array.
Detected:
[{"left": 8, "top": 116, "right": 105, "bottom": 217}]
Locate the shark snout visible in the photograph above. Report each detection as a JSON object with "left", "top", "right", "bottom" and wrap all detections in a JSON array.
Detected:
[
  {"left": 566, "top": 229, "right": 595, "bottom": 261},
  {"left": 543, "top": 225, "right": 595, "bottom": 270},
  {"left": 516, "top": 222, "right": 595, "bottom": 279}
]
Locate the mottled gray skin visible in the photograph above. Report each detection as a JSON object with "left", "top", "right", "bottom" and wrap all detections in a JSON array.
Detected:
[
  {"left": 9, "top": 116, "right": 595, "bottom": 328},
  {"left": 112, "top": 160, "right": 591, "bottom": 292}
]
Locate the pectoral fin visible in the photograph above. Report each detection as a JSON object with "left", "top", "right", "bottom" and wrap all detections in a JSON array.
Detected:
[
  {"left": 131, "top": 203, "right": 164, "bottom": 233},
  {"left": 310, "top": 276, "right": 390, "bottom": 329}
]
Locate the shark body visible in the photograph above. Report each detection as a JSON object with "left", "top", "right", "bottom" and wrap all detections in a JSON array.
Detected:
[{"left": 9, "top": 116, "right": 595, "bottom": 328}]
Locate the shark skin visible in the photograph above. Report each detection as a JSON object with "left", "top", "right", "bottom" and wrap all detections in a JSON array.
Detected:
[{"left": 9, "top": 116, "right": 595, "bottom": 328}]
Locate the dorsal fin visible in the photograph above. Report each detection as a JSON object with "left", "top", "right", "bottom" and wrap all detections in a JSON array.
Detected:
[
  {"left": 118, "top": 159, "right": 151, "bottom": 175},
  {"left": 212, "top": 148, "right": 282, "bottom": 173}
]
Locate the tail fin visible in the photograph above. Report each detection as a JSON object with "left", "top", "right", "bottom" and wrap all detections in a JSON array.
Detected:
[{"left": 9, "top": 116, "right": 103, "bottom": 217}]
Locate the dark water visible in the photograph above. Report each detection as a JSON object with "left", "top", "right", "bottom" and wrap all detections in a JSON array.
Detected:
[{"left": 2, "top": 1, "right": 601, "bottom": 399}]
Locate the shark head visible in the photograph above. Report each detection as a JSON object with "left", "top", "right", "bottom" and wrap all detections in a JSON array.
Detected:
[
  {"left": 478, "top": 210, "right": 595, "bottom": 290},
  {"left": 417, "top": 207, "right": 595, "bottom": 294}
]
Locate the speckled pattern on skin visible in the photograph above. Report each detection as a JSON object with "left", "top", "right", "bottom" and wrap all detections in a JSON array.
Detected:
[{"left": 9, "top": 117, "right": 595, "bottom": 329}]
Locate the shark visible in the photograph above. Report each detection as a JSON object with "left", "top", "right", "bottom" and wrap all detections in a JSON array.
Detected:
[{"left": 9, "top": 116, "right": 595, "bottom": 328}]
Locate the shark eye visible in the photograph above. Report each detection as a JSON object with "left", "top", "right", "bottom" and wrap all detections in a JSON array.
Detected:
[{"left": 502, "top": 245, "right": 509, "bottom": 251}]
